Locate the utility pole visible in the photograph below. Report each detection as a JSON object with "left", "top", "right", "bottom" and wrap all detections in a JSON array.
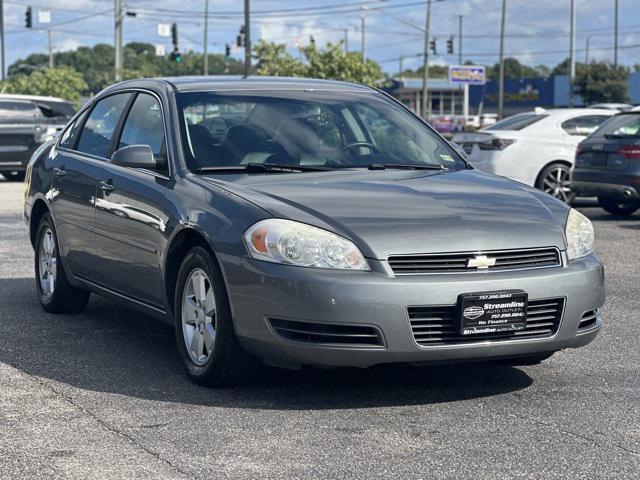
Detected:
[
  {"left": 360, "top": 14, "right": 366, "bottom": 60},
  {"left": 243, "top": 0, "right": 250, "bottom": 77},
  {"left": 48, "top": 30, "right": 53, "bottom": 68},
  {"left": 458, "top": 14, "right": 468, "bottom": 122},
  {"left": 585, "top": 35, "right": 592, "bottom": 64},
  {"left": 343, "top": 29, "right": 348, "bottom": 53},
  {"left": 420, "top": 0, "right": 432, "bottom": 119},
  {"left": 0, "top": 0, "right": 4, "bottom": 81},
  {"left": 398, "top": 55, "right": 404, "bottom": 77},
  {"left": 497, "top": 0, "right": 506, "bottom": 119},
  {"left": 458, "top": 15, "right": 463, "bottom": 64},
  {"left": 114, "top": 0, "right": 123, "bottom": 81},
  {"left": 203, "top": 0, "right": 209, "bottom": 75},
  {"left": 614, "top": 0, "right": 618, "bottom": 66},
  {"left": 569, "top": 0, "right": 576, "bottom": 107}
]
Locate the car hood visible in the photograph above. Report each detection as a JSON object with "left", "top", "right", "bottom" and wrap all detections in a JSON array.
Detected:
[{"left": 202, "top": 169, "right": 569, "bottom": 260}]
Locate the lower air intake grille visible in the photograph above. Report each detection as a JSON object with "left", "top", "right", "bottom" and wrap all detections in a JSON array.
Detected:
[
  {"left": 269, "top": 318, "right": 384, "bottom": 347},
  {"left": 408, "top": 297, "right": 564, "bottom": 346},
  {"left": 578, "top": 309, "right": 598, "bottom": 330},
  {"left": 388, "top": 247, "right": 561, "bottom": 274}
]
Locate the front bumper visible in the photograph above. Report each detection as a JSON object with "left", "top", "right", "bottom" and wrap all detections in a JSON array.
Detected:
[
  {"left": 221, "top": 252, "right": 604, "bottom": 368},
  {"left": 572, "top": 168, "right": 640, "bottom": 201}
]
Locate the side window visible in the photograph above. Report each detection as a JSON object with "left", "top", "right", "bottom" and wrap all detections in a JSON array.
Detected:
[
  {"left": 0, "top": 101, "right": 39, "bottom": 123},
  {"left": 118, "top": 93, "right": 166, "bottom": 160},
  {"left": 76, "top": 93, "right": 131, "bottom": 158},
  {"left": 59, "top": 109, "right": 90, "bottom": 149},
  {"left": 562, "top": 115, "right": 609, "bottom": 136}
]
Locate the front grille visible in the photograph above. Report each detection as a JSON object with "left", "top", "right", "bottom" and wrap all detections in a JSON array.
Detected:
[
  {"left": 269, "top": 318, "right": 384, "bottom": 347},
  {"left": 408, "top": 297, "right": 564, "bottom": 346},
  {"left": 578, "top": 309, "right": 599, "bottom": 330},
  {"left": 388, "top": 247, "right": 561, "bottom": 275}
]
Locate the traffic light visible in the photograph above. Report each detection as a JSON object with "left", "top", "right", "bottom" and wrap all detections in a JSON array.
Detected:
[
  {"left": 171, "top": 23, "right": 178, "bottom": 51},
  {"left": 447, "top": 36, "right": 454, "bottom": 55},
  {"left": 429, "top": 38, "right": 437, "bottom": 55},
  {"left": 25, "top": 7, "right": 33, "bottom": 28},
  {"left": 170, "top": 23, "right": 181, "bottom": 62},
  {"left": 237, "top": 26, "right": 246, "bottom": 48},
  {"left": 225, "top": 44, "right": 231, "bottom": 58}
]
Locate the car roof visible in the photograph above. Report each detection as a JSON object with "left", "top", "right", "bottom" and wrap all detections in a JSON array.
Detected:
[
  {"left": 113, "top": 76, "right": 374, "bottom": 93},
  {"left": 0, "top": 93, "right": 70, "bottom": 103}
]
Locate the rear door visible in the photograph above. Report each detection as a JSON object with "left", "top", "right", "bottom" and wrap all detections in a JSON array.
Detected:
[
  {"left": 51, "top": 92, "right": 132, "bottom": 280},
  {"left": 93, "top": 92, "right": 171, "bottom": 308}
]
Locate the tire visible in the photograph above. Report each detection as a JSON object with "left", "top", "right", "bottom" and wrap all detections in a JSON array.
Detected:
[
  {"left": 174, "top": 246, "right": 259, "bottom": 387},
  {"left": 499, "top": 352, "right": 555, "bottom": 366},
  {"left": 34, "top": 213, "right": 90, "bottom": 313},
  {"left": 1, "top": 170, "right": 25, "bottom": 181},
  {"left": 536, "top": 163, "right": 575, "bottom": 204},
  {"left": 598, "top": 197, "right": 640, "bottom": 216}
]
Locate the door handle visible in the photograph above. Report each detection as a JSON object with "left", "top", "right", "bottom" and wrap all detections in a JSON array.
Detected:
[
  {"left": 99, "top": 180, "right": 115, "bottom": 193},
  {"left": 53, "top": 167, "right": 66, "bottom": 177}
]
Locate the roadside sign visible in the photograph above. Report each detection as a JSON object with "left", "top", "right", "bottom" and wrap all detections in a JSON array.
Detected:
[
  {"left": 38, "top": 9, "right": 51, "bottom": 24},
  {"left": 157, "top": 23, "right": 171, "bottom": 37},
  {"left": 155, "top": 44, "right": 166, "bottom": 56},
  {"left": 448, "top": 65, "right": 486, "bottom": 85}
]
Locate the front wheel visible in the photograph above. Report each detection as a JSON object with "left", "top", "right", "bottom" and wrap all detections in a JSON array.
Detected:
[
  {"left": 598, "top": 197, "right": 640, "bottom": 216},
  {"left": 35, "top": 213, "right": 90, "bottom": 313},
  {"left": 174, "top": 246, "right": 259, "bottom": 387},
  {"left": 536, "top": 163, "right": 575, "bottom": 204}
]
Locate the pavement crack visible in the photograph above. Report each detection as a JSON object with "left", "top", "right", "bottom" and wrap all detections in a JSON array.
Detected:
[{"left": 30, "top": 375, "right": 194, "bottom": 479}]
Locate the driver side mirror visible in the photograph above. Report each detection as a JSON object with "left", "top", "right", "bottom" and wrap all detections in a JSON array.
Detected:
[
  {"left": 110, "top": 145, "right": 157, "bottom": 170},
  {"left": 448, "top": 140, "right": 468, "bottom": 160}
]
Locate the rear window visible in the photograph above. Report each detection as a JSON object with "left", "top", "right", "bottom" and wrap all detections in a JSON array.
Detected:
[
  {"left": 484, "top": 112, "right": 547, "bottom": 131},
  {"left": 589, "top": 114, "right": 640, "bottom": 139}
]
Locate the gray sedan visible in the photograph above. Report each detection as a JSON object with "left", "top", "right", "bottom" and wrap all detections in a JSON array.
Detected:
[{"left": 24, "top": 77, "right": 604, "bottom": 386}]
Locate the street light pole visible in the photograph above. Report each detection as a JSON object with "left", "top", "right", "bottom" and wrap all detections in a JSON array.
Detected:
[
  {"left": 114, "top": 0, "right": 123, "bottom": 81},
  {"left": 48, "top": 30, "right": 53, "bottom": 68},
  {"left": 361, "top": 14, "right": 366, "bottom": 60},
  {"left": 420, "top": 0, "right": 432, "bottom": 119},
  {"left": 497, "top": 0, "right": 506, "bottom": 119},
  {"left": 203, "top": 0, "right": 209, "bottom": 75},
  {"left": 614, "top": 0, "right": 619, "bottom": 66},
  {"left": 244, "top": 0, "right": 250, "bottom": 77},
  {"left": 343, "top": 28, "right": 348, "bottom": 53},
  {"left": 569, "top": 0, "right": 576, "bottom": 107},
  {"left": 0, "top": 0, "right": 4, "bottom": 81},
  {"left": 585, "top": 35, "right": 592, "bottom": 64}
]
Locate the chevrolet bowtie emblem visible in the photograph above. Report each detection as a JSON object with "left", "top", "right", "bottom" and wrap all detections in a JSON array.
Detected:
[{"left": 467, "top": 255, "right": 496, "bottom": 269}]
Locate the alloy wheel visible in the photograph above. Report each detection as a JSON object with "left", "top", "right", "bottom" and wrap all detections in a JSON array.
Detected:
[
  {"left": 38, "top": 227, "right": 57, "bottom": 297},
  {"left": 181, "top": 268, "right": 217, "bottom": 366},
  {"left": 541, "top": 166, "right": 572, "bottom": 203}
]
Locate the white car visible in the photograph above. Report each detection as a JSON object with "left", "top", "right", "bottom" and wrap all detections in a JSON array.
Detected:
[{"left": 452, "top": 108, "right": 617, "bottom": 203}]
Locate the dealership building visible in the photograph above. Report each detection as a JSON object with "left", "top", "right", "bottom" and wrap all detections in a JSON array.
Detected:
[{"left": 385, "top": 72, "right": 640, "bottom": 117}]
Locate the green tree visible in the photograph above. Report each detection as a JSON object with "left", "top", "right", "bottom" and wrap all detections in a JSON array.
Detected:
[
  {"left": 574, "top": 61, "right": 629, "bottom": 104},
  {"left": 253, "top": 40, "right": 383, "bottom": 85},
  {"left": 1, "top": 67, "right": 87, "bottom": 102},
  {"left": 487, "top": 57, "right": 542, "bottom": 80}
]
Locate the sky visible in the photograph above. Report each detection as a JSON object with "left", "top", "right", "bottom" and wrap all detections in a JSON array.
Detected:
[{"left": 3, "top": 0, "right": 640, "bottom": 75}]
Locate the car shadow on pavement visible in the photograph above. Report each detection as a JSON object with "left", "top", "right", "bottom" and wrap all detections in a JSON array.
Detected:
[{"left": 0, "top": 277, "right": 533, "bottom": 410}]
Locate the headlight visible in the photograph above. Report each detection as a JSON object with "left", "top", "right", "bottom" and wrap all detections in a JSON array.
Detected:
[
  {"left": 244, "top": 219, "right": 370, "bottom": 271},
  {"left": 565, "top": 208, "right": 594, "bottom": 260}
]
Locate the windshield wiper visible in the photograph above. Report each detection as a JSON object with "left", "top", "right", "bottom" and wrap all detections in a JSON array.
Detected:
[
  {"left": 366, "top": 163, "right": 445, "bottom": 171},
  {"left": 196, "top": 162, "right": 333, "bottom": 174}
]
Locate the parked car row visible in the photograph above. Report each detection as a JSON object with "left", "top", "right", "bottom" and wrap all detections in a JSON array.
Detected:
[
  {"left": 453, "top": 106, "right": 640, "bottom": 216},
  {"left": 0, "top": 94, "right": 75, "bottom": 181}
]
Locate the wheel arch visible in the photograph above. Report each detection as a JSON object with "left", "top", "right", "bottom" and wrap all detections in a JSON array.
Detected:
[{"left": 29, "top": 198, "right": 50, "bottom": 249}]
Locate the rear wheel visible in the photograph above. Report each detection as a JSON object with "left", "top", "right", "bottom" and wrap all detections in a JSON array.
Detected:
[
  {"left": 536, "top": 163, "right": 574, "bottom": 204},
  {"left": 598, "top": 197, "right": 640, "bottom": 216},
  {"left": 1, "top": 170, "right": 25, "bottom": 181},
  {"left": 35, "top": 213, "right": 90, "bottom": 313},
  {"left": 174, "top": 246, "right": 259, "bottom": 387}
]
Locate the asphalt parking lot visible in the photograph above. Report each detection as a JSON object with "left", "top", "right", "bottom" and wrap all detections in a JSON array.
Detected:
[{"left": 0, "top": 177, "right": 639, "bottom": 479}]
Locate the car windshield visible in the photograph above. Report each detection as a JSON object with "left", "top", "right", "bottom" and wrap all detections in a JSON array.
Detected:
[
  {"left": 484, "top": 112, "right": 547, "bottom": 131},
  {"left": 590, "top": 114, "right": 640, "bottom": 139},
  {"left": 177, "top": 90, "right": 465, "bottom": 172}
]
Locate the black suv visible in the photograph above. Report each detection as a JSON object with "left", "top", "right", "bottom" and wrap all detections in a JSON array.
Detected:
[
  {"left": 572, "top": 111, "right": 640, "bottom": 216},
  {"left": 0, "top": 94, "right": 75, "bottom": 181}
]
